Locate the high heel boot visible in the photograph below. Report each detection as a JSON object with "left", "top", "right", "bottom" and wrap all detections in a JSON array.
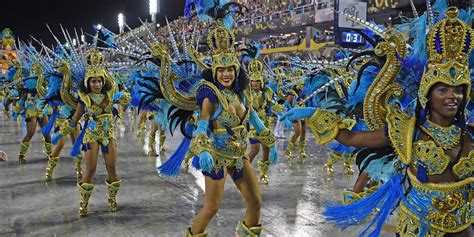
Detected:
[
  {"left": 45, "top": 156, "right": 60, "bottom": 181},
  {"left": 18, "top": 142, "right": 30, "bottom": 164},
  {"left": 78, "top": 182, "right": 94, "bottom": 216},
  {"left": 106, "top": 180, "right": 121, "bottom": 212}
]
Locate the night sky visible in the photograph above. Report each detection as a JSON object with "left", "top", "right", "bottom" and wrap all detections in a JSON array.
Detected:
[{"left": 0, "top": 0, "right": 186, "bottom": 45}]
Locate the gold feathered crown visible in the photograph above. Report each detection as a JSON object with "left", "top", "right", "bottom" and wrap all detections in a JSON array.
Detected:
[
  {"left": 418, "top": 7, "right": 473, "bottom": 108},
  {"left": 207, "top": 20, "right": 240, "bottom": 77},
  {"left": 84, "top": 49, "right": 108, "bottom": 87},
  {"left": 248, "top": 59, "right": 264, "bottom": 84}
]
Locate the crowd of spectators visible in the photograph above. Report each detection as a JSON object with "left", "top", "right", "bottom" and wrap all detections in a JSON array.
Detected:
[
  {"left": 146, "top": 0, "right": 326, "bottom": 50},
  {"left": 258, "top": 34, "right": 304, "bottom": 49},
  {"left": 154, "top": 0, "right": 317, "bottom": 39}
]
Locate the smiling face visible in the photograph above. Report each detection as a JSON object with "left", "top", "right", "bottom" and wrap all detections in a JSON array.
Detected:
[
  {"left": 88, "top": 76, "right": 104, "bottom": 94},
  {"left": 250, "top": 80, "right": 261, "bottom": 90},
  {"left": 429, "top": 83, "right": 465, "bottom": 119},
  {"left": 216, "top": 66, "right": 236, "bottom": 88}
]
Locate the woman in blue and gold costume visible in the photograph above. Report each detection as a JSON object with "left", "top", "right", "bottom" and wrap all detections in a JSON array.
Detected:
[
  {"left": 65, "top": 49, "right": 130, "bottom": 216},
  {"left": 37, "top": 45, "right": 84, "bottom": 182},
  {"left": 147, "top": 2, "right": 278, "bottom": 233},
  {"left": 279, "top": 69, "right": 308, "bottom": 160},
  {"left": 247, "top": 59, "right": 279, "bottom": 185},
  {"left": 12, "top": 48, "right": 52, "bottom": 164},
  {"left": 282, "top": 5, "right": 473, "bottom": 237}
]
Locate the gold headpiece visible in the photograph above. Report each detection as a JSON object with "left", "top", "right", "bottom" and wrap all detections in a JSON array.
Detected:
[
  {"left": 207, "top": 20, "right": 240, "bottom": 77},
  {"left": 272, "top": 67, "right": 285, "bottom": 77},
  {"left": 418, "top": 7, "right": 473, "bottom": 108},
  {"left": 247, "top": 59, "right": 264, "bottom": 85},
  {"left": 83, "top": 49, "right": 108, "bottom": 88}
]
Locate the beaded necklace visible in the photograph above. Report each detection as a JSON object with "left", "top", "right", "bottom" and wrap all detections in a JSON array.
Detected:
[
  {"left": 421, "top": 119, "right": 461, "bottom": 150},
  {"left": 90, "top": 93, "right": 105, "bottom": 104},
  {"left": 222, "top": 88, "right": 238, "bottom": 102}
]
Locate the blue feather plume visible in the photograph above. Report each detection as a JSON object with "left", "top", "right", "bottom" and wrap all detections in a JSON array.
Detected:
[
  {"left": 323, "top": 174, "right": 404, "bottom": 237},
  {"left": 158, "top": 123, "right": 195, "bottom": 176},
  {"left": 42, "top": 109, "right": 57, "bottom": 135},
  {"left": 347, "top": 67, "right": 378, "bottom": 110},
  {"left": 71, "top": 120, "right": 88, "bottom": 156}
]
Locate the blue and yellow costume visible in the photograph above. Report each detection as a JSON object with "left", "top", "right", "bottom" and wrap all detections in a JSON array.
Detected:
[
  {"left": 71, "top": 49, "right": 130, "bottom": 217},
  {"left": 292, "top": 6, "right": 474, "bottom": 236},
  {"left": 13, "top": 57, "right": 53, "bottom": 163},
  {"left": 247, "top": 59, "right": 280, "bottom": 184}
]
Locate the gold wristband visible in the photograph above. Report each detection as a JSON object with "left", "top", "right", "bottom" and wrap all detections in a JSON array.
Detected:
[
  {"left": 255, "top": 128, "right": 276, "bottom": 147},
  {"left": 190, "top": 133, "right": 212, "bottom": 154},
  {"left": 307, "top": 109, "right": 356, "bottom": 145}
]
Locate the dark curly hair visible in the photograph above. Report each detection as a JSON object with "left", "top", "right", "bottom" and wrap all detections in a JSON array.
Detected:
[
  {"left": 79, "top": 76, "right": 112, "bottom": 94},
  {"left": 201, "top": 65, "right": 249, "bottom": 99}
]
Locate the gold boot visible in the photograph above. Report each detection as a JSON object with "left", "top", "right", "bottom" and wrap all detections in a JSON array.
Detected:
[
  {"left": 299, "top": 141, "right": 307, "bottom": 160},
  {"left": 159, "top": 133, "right": 166, "bottom": 152},
  {"left": 285, "top": 141, "right": 296, "bottom": 158},
  {"left": 74, "top": 155, "right": 83, "bottom": 181},
  {"left": 148, "top": 132, "right": 156, "bottom": 155},
  {"left": 43, "top": 139, "right": 52, "bottom": 159},
  {"left": 325, "top": 151, "right": 341, "bottom": 174},
  {"left": 241, "top": 221, "right": 263, "bottom": 237},
  {"left": 343, "top": 154, "right": 355, "bottom": 175},
  {"left": 137, "top": 122, "right": 146, "bottom": 137},
  {"left": 45, "top": 156, "right": 59, "bottom": 181},
  {"left": 257, "top": 160, "right": 270, "bottom": 185},
  {"left": 78, "top": 182, "right": 94, "bottom": 216},
  {"left": 184, "top": 228, "right": 207, "bottom": 237},
  {"left": 18, "top": 142, "right": 30, "bottom": 164},
  {"left": 106, "top": 180, "right": 121, "bottom": 212}
]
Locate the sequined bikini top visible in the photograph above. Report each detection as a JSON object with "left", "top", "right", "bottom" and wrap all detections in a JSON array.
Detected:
[
  {"left": 386, "top": 104, "right": 474, "bottom": 180},
  {"left": 412, "top": 140, "right": 474, "bottom": 179},
  {"left": 78, "top": 91, "right": 114, "bottom": 117},
  {"left": 199, "top": 81, "right": 249, "bottom": 129}
]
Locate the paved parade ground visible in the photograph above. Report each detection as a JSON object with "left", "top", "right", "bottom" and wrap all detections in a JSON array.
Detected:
[{"left": 0, "top": 110, "right": 397, "bottom": 237}]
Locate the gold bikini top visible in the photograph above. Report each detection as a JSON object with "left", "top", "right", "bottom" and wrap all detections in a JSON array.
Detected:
[
  {"left": 412, "top": 140, "right": 474, "bottom": 179},
  {"left": 386, "top": 105, "right": 474, "bottom": 180},
  {"left": 218, "top": 109, "right": 248, "bottom": 128},
  {"left": 199, "top": 81, "right": 249, "bottom": 129},
  {"left": 78, "top": 91, "right": 114, "bottom": 116}
]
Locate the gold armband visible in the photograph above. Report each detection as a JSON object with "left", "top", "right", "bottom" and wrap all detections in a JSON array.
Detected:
[
  {"left": 254, "top": 128, "right": 276, "bottom": 147},
  {"left": 307, "top": 109, "right": 356, "bottom": 145},
  {"left": 190, "top": 134, "right": 212, "bottom": 154}
]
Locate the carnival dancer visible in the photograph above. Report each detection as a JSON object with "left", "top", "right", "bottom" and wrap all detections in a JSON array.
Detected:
[
  {"left": 280, "top": 69, "right": 308, "bottom": 160},
  {"left": 149, "top": 99, "right": 170, "bottom": 155},
  {"left": 282, "top": 6, "right": 474, "bottom": 236},
  {"left": 150, "top": 2, "right": 278, "bottom": 233},
  {"left": 64, "top": 49, "right": 130, "bottom": 216},
  {"left": 247, "top": 59, "right": 278, "bottom": 185},
  {"left": 13, "top": 45, "right": 52, "bottom": 164},
  {"left": 41, "top": 59, "right": 83, "bottom": 181},
  {"left": 1, "top": 64, "right": 19, "bottom": 119}
]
